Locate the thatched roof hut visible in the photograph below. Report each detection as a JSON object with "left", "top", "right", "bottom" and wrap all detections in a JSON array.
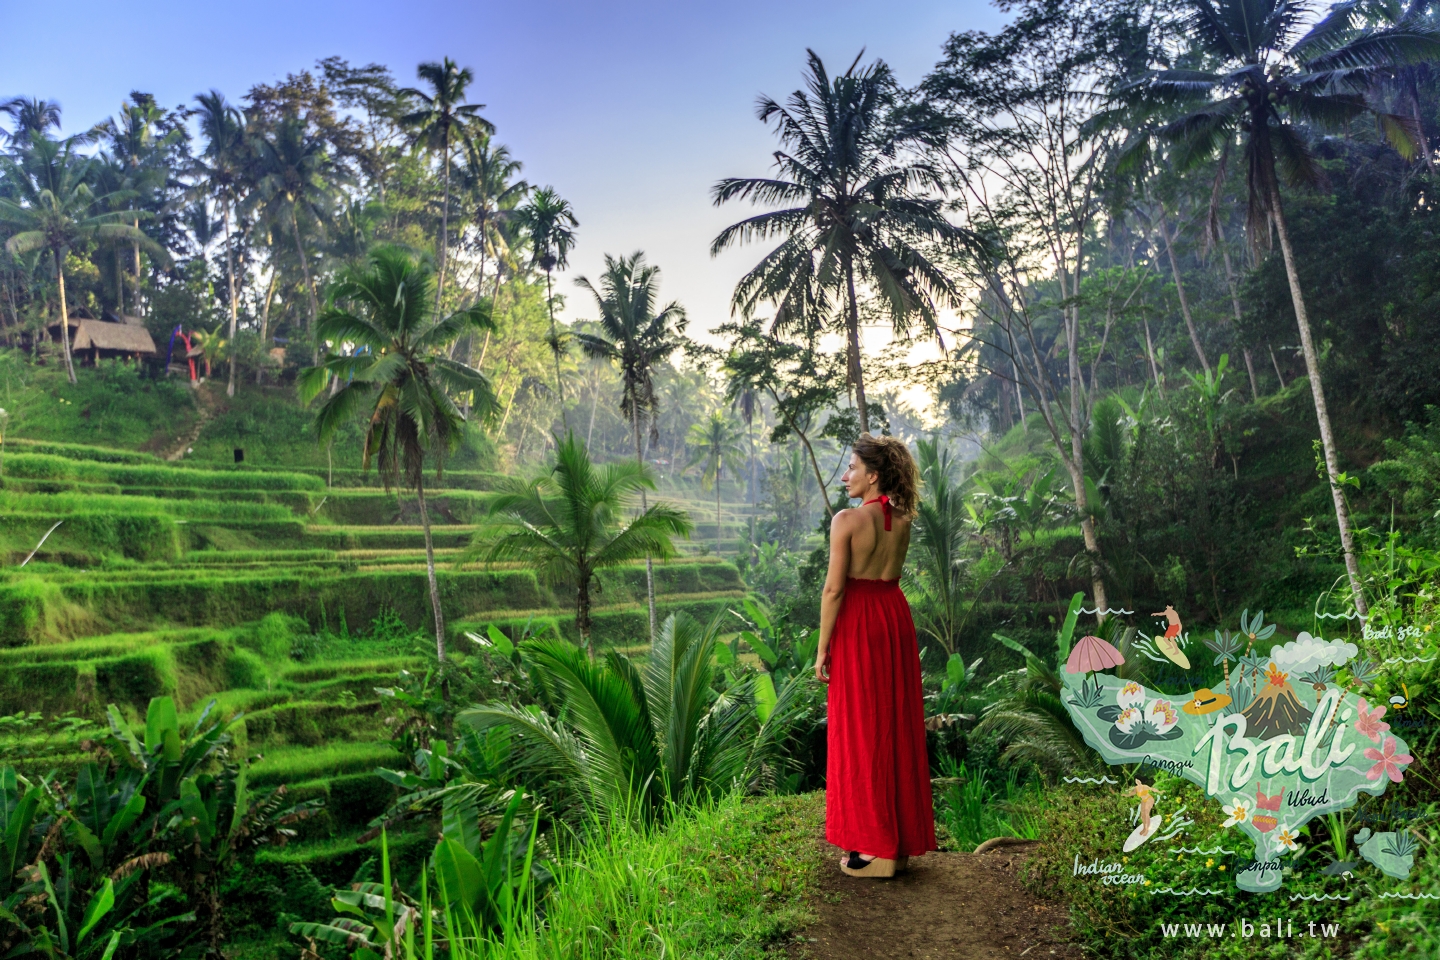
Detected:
[{"left": 48, "top": 309, "right": 158, "bottom": 360}]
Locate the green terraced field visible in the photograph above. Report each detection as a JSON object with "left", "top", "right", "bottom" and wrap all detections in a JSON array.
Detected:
[{"left": 0, "top": 439, "right": 758, "bottom": 910}]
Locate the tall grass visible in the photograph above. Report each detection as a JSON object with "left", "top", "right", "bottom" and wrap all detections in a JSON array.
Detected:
[
  {"left": 934, "top": 754, "right": 1045, "bottom": 850},
  {"left": 293, "top": 793, "right": 821, "bottom": 960}
]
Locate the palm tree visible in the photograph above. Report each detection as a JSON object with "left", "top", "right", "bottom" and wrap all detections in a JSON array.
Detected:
[
  {"left": 460, "top": 138, "right": 528, "bottom": 305},
  {"left": 193, "top": 91, "right": 248, "bottom": 397},
  {"left": 0, "top": 97, "right": 62, "bottom": 145},
  {"left": 711, "top": 50, "right": 970, "bottom": 434},
  {"left": 97, "top": 95, "right": 177, "bottom": 319},
  {"left": 517, "top": 187, "right": 579, "bottom": 428},
  {"left": 299, "top": 246, "right": 497, "bottom": 686},
  {"left": 909, "top": 438, "right": 971, "bottom": 655},
  {"left": 1204, "top": 630, "right": 1242, "bottom": 701},
  {"left": 457, "top": 139, "right": 528, "bottom": 371},
  {"left": 252, "top": 117, "right": 338, "bottom": 353},
  {"left": 469, "top": 433, "right": 692, "bottom": 654},
  {"left": 573, "top": 252, "right": 688, "bottom": 641},
  {"left": 0, "top": 137, "right": 166, "bottom": 383},
  {"left": 459, "top": 612, "right": 803, "bottom": 825},
  {"left": 1116, "top": 0, "right": 1440, "bottom": 615},
  {"left": 399, "top": 58, "right": 493, "bottom": 311},
  {"left": 686, "top": 411, "right": 745, "bottom": 555}
]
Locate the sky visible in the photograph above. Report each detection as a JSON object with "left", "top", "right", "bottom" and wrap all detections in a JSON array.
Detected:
[{"left": 0, "top": 0, "right": 1005, "bottom": 342}]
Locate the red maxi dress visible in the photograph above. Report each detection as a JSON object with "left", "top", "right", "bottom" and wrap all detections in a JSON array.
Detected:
[{"left": 825, "top": 497, "right": 936, "bottom": 860}]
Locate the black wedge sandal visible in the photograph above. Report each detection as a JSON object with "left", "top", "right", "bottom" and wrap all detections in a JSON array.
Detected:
[{"left": 839, "top": 851, "right": 897, "bottom": 878}]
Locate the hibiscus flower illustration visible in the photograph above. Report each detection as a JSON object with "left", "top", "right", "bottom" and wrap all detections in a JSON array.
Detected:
[
  {"left": 1354, "top": 698, "right": 1390, "bottom": 744},
  {"left": 1364, "top": 736, "right": 1413, "bottom": 783},
  {"left": 1221, "top": 799, "right": 1250, "bottom": 828}
]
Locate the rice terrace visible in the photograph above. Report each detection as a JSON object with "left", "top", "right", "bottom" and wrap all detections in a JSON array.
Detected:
[{"left": 2, "top": 0, "right": 1440, "bottom": 957}]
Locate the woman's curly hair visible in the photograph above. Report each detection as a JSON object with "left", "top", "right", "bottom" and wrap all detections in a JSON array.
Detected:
[{"left": 852, "top": 433, "right": 919, "bottom": 519}]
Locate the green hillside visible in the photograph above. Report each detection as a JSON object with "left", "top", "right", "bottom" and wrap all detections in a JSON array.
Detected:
[{"left": 0, "top": 427, "right": 752, "bottom": 940}]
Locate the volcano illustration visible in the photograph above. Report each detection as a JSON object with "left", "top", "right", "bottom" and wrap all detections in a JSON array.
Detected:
[{"left": 1241, "top": 663, "right": 1313, "bottom": 738}]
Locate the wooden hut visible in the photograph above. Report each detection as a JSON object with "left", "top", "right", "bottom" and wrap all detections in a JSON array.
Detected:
[{"left": 48, "top": 309, "right": 158, "bottom": 363}]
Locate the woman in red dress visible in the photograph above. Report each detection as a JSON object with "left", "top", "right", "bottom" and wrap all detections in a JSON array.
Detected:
[{"left": 816, "top": 434, "right": 935, "bottom": 878}]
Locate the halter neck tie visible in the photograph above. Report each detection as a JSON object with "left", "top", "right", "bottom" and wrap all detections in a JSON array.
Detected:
[{"left": 863, "top": 495, "right": 892, "bottom": 531}]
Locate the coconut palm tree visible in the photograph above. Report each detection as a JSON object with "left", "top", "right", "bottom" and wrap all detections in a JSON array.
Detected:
[
  {"left": 193, "top": 91, "right": 248, "bottom": 397},
  {"left": 1115, "top": 0, "right": 1440, "bottom": 615},
  {"left": 299, "top": 246, "right": 497, "bottom": 688},
  {"left": 469, "top": 432, "right": 692, "bottom": 654},
  {"left": 711, "top": 50, "right": 971, "bottom": 434},
  {"left": 96, "top": 94, "right": 178, "bottom": 319},
  {"left": 516, "top": 187, "right": 579, "bottom": 428},
  {"left": 251, "top": 117, "right": 339, "bottom": 353},
  {"left": 457, "top": 139, "right": 528, "bottom": 372},
  {"left": 460, "top": 138, "right": 528, "bottom": 305},
  {"left": 686, "top": 411, "right": 745, "bottom": 555},
  {"left": 0, "top": 97, "right": 62, "bottom": 143},
  {"left": 458, "top": 612, "right": 804, "bottom": 826},
  {"left": 0, "top": 137, "right": 166, "bottom": 383},
  {"left": 572, "top": 252, "right": 688, "bottom": 641},
  {"left": 399, "top": 58, "right": 493, "bottom": 311}
]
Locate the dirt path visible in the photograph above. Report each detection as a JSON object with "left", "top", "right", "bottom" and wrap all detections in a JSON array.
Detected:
[
  {"left": 792, "top": 835, "right": 1083, "bottom": 960},
  {"left": 164, "top": 385, "right": 216, "bottom": 461}
]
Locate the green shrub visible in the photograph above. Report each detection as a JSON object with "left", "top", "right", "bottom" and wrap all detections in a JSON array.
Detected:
[
  {"left": 224, "top": 648, "right": 271, "bottom": 689},
  {"left": 245, "top": 612, "right": 304, "bottom": 661}
]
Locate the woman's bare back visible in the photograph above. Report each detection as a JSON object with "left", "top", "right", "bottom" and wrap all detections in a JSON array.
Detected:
[{"left": 844, "top": 500, "right": 912, "bottom": 580}]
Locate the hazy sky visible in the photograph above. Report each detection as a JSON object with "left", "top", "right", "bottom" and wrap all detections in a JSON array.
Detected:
[{"left": 0, "top": 0, "right": 1004, "bottom": 338}]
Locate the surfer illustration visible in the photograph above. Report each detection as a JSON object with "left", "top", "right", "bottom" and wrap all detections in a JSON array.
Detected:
[
  {"left": 1123, "top": 777, "right": 1164, "bottom": 851},
  {"left": 1151, "top": 605, "right": 1191, "bottom": 669}
]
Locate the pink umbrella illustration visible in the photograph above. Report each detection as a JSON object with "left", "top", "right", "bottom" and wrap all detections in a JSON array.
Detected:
[
  {"left": 1067, "top": 634, "right": 1125, "bottom": 707},
  {"left": 1068, "top": 634, "right": 1125, "bottom": 674}
]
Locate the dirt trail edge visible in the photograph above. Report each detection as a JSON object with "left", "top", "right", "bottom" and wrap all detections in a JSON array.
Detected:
[{"left": 791, "top": 833, "right": 1084, "bottom": 960}]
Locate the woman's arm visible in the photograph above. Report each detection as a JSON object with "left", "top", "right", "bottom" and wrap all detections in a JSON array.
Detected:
[{"left": 815, "top": 511, "right": 851, "bottom": 683}]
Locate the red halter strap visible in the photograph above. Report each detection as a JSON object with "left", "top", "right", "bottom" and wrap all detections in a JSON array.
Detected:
[{"left": 863, "top": 495, "right": 892, "bottom": 531}]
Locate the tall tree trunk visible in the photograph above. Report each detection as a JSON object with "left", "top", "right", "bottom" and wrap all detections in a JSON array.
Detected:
[
  {"left": 1143, "top": 316, "right": 1163, "bottom": 396},
  {"left": 633, "top": 414, "right": 658, "bottom": 642},
  {"left": 1268, "top": 344, "right": 1286, "bottom": 389},
  {"left": 115, "top": 245, "right": 125, "bottom": 315},
  {"left": 436, "top": 129, "right": 451, "bottom": 314},
  {"left": 546, "top": 268, "right": 568, "bottom": 430},
  {"left": 223, "top": 198, "right": 239, "bottom": 397},
  {"left": 843, "top": 254, "right": 869, "bottom": 434},
  {"left": 415, "top": 468, "right": 449, "bottom": 689},
  {"left": 1159, "top": 213, "right": 1210, "bottom": 377},
  {"left": 290, "top": 207, "right": 320, "bottom": 358},
  {"left": 132, "top": 217, "right": 143, "bottom": 316},
  {"left": 587, "top": 374, "right": 599, "bottom": 449},
  {"left": 55, "top": 250, "right": 76, "bottom": 384},
  {"left": 1216, "top": 220, "right": 1260, "bottom": 400},
  {"left": 577, "top": 568, "right": 593, "bottom": 658},
  {"left": 1012, "top": 357, "right": 1026, "bottom": 426},
  {"left": 1269, "top": 183, "right": 1368, "bottom": 616},
  {"left": 715, "top": 463, "right": 723, "bottom": 554},
  {"left": 1065, "top": 285, "right": 1108, "bottom": 617},
  {"left": 257, "top": 271, "right": 277, "bottom": 384}
]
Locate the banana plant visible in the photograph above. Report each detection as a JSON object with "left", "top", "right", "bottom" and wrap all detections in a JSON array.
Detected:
[
  {"left": 289, "top": 830, "right": 424, "bottom": 959},
  {"left": 431, "top": 790, "right": 549, "bottom": 932}
]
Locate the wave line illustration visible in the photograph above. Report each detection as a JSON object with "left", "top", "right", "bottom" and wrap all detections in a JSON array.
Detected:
[
  {"left": 1171, "top": 846, "right": 1236, "bottom": 855},
  {"left": 1290, "top": 893, "right": 1351, "bottom": 901},
  {"left": 1379, "top": 892, "right": 1439, "bottom": 900},
  {"left": 1062, "top": 776, "right": 1119, "bottom": 785},
  {"left": 1151, "top": 887, "right": 1224, "bottom": 897},
  {"left": 1080, "top": 607, "right": 1135, "bottom": 616},
  {"left": 1384, "top": 656, "right": 1437, "bottom": 664}
]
